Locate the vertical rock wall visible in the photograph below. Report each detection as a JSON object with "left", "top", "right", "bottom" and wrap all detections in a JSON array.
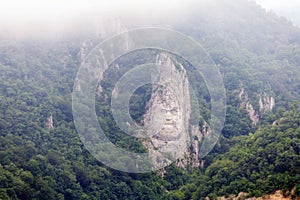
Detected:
[{"left": 142, "top": 53, "right": 202, "bottom": 169}]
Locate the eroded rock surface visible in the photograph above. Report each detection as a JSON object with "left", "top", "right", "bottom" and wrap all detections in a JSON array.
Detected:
[
  {"left": 239, "top": 88, "right": 275, "bottom": 125},
  {"left": 45, "top": 113, "right": 54, "bottom": 131},
  {"left": 142, "top": 53, "right": 202, "bottom": 169}
]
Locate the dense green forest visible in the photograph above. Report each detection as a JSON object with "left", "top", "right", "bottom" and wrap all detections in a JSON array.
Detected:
[{"left": 1, "top": 0, "right": 300, "bottom": 199}]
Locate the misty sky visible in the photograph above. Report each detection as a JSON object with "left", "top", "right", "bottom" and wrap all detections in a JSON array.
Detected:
[
  {"left": 0, "top": 0, "right": 300, "bottom": 36},
  {"left": 255, "top": 0, "right": 300, "bottom": 26},
  {"left": 1, "top": 0, "right": 299, "bottom": 22},
  {"left": 0, "top": 0, "right": 180, "bottom": 28}
]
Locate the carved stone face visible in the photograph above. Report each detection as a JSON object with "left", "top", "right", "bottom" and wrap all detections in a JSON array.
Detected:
[
  {"left": 142, "top": 53, "right": 192, "bottom": 167},
  {"left": 150, "top": 87, "right": 181, "bottom": 142}
]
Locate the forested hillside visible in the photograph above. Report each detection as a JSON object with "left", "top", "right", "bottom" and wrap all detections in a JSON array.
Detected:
[{"left": 0, "top": 0, "right": 300, "bottom": 199}]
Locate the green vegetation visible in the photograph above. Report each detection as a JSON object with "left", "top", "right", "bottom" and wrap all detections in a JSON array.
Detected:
[
  {"left": 169, "top": 103, "right": 300, "bottom": 199},
  {"left": 0, "top": 0, "right": 300, "bottom": 199}
]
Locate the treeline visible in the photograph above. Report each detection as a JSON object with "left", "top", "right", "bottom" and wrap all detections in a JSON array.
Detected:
[{"left": 167, "top": 103, "right": 300, "bottom": 199}]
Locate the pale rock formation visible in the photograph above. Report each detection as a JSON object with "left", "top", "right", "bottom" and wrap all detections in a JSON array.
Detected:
[
  {"left": 45, "top": 113, "right": 54, "bottom": 131},
  {"left": 239, "top": 88, "right": 259, "bottom": 125},
  {"left": 142, "top": 53, "right": 202, "bottom": 170},
  {"left": 246, "top": 102, "right": 259, "bottom": 125},
  {"left": 259, "top": 93, "right": 275, "bottom": 113},
  {"left": 238, "top": 88, "right": 275, "bottom": 125}
]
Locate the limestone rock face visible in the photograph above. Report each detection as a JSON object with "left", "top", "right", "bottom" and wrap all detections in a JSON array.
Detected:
[
  {"left": 246, "top": 102, "right": 259, "bottom": 125},
  {"left": 239, "top": 88, "right": 275, "bottom": 125},
  {"left": 142, "top": 53, "right": 201, "bottom": 169},
  {"left": 259, "top": 93, "right": 275, "bottom": 113},
  {"left": 239, "top": 88, "right": 259, "bottom": 125},
  {"left": 45, "top": 113, "right": 54, "bottom": 131}
]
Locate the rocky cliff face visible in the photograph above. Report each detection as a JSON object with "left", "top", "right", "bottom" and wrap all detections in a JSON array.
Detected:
[
  {"left": 239, "top": 88, "right": 275, "bottom": 125},
  {"left": 239, "top": 88, "right": 260, "bottom": 125},
  {"left": 45, "top": 113, "right": 54, "bottom": 131},
  {"left": 259, "top": 93, "right": 275, "bottom": 114},
  {"left": 142, "top": 53, "right": 202, "bottom": 169},
  {"left": 177, "top": 121, "right": 211, "bottom": 169}
]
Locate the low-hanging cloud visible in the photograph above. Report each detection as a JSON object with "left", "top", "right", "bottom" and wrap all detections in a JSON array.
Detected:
[{"left": 0, "top": 0, "right": 192, "bottom": 39}]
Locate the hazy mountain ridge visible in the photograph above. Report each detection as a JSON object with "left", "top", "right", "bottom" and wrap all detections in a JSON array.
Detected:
[{"left": 0, "top": 0, "right": 300, "bottom": 199}]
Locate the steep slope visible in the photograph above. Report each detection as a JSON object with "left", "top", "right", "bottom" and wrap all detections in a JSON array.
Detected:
[
  {"left": 185, "top": 104, "right": 300, "bottom": 199},
  {"left": 0, "top": 0, "right": 300, "bottom": 199}
]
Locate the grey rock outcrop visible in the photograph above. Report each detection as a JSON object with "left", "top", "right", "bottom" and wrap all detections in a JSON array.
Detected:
[
  {"left": 239, "top": 88, "right": 259, "bottom": 125},
  {"left": 142, "top": 53, "right": 202, "bottom": 169},
  {"left": 259, "top": 93, "right": 275, "bottom": 113},
  {"left": 45, "top": 113, "right": 54, "bottom": 131},
  {"left": 239, "top": 88, "right": 275, "bottom": 125}
]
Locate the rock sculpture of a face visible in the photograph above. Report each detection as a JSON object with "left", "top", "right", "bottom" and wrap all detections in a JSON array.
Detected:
[{"left": 142, "top": 53, "right": 193, "bottom": 169}]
